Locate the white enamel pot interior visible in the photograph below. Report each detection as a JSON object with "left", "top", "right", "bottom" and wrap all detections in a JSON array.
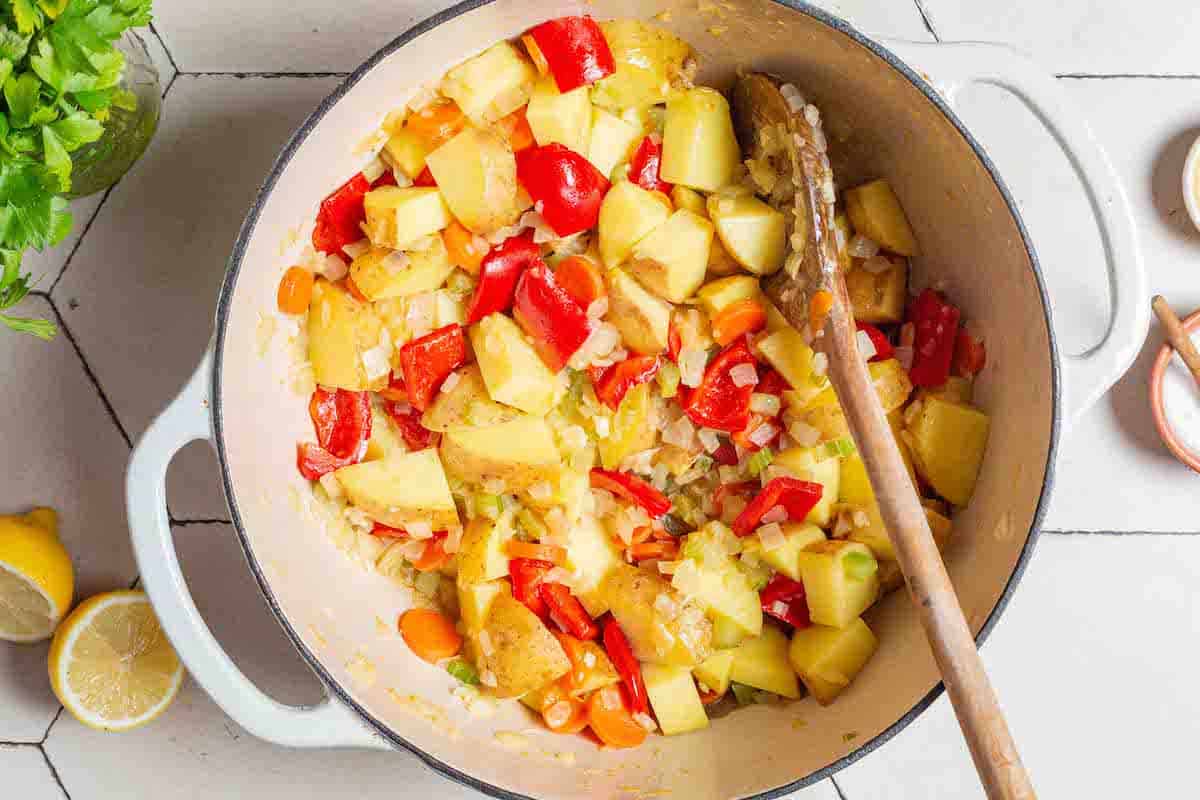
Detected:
[{"left": 176, "top": 1, "right": 1077, "bottom": 797}]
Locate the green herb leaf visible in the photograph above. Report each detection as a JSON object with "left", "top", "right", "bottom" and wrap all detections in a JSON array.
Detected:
[
  {"left": 4, "top": 71, "right": 42, "bottom": 127},
  {"left": 49, "top": 111, "right": 102, "bottom": 150},
  {"left": 41, "top": 124, "right": 69, "bottom": 189},
  {"left": 1, "top": 311, "right": 55, "bottom": 338},
  {"left": 0, "top": 26, "right": 32, "bottom": 62},
  {"left": 11, "top": 0, "right": 44, "bottom": 35}
]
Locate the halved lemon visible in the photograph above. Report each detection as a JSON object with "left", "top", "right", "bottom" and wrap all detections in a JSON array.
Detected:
[
  {"left": 48, "top": 590, "right": 184, "bottom": 732},
  {"left": 0, "top": 508, "right": 74, "bottom": 643}
]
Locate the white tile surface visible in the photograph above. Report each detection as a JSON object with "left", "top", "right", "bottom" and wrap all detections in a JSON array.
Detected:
[
  {"left": 0, "top": 296, "right": 134, "bottom": 742},
  {"left": 837, "top": 533, "right": 1200, "bottom": 798},
  {"left": 0, "top": 745, "right": 66, "bottom": 800},
  {"left": 922, "top": 0, "right": 1200, "bottom": 75}
]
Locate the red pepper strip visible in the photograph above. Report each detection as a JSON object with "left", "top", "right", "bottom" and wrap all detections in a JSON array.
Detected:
[
  {"left": 371, "top": 170, "right": 398, "bottom": 188},
  {"left": 465, "top": 232, "right": 541, "bottom": 324},
  {"left": 682, "top": 338, "right": 757, "bottom": 433},
  {"left": 516, "top": 143, "right": 610, "bottom": 237},
  {"left": 855, "top": 321, "right": 894, "bottom": 363},
  {"left": 312, "top": 173, "right": 370, "bottom": 254},
  {"left": 370, "top": 522, "right": 407, "bottom": 538},
  {"left": 399, "top": 324, "right": 467, "bottom": 412},
  {"left": 594, "top": 355, "right": 661, "bottom": 409},
  {"left": 953, "top": 329, "right": 987, "bottom": 377},
  {"left": 385, "top": 401, "right": 440, "bottom": 451},
  {"left": 541, "top": 583, "right": 599, "bottom": 640},
  {"left": 602, "top": 617, "right": 649, "bottom": 715},
  {"left": 667, "top": 320, "right": 682, "bottom": 363},
  {"left": 732, "top": 413, "right": 779, "bottom": 453},
  {"left": 378, "top": 371, "right": 408, "bottom": 403},
  {"left": 732, "top": 477, "right": 824, "bottom": 537},
  {"left": 627, "top": 135, "right": 672, "bottom": 194},
  {"left": 590, "top": 469, "right": 672, "bottom": 517},
  {"left": 759, "top": 574, "right": 812, "bottom": 629},
  {"left": 713, "top": 480, "right": 758, "bottom": 518},
  {"left": 756, "top": 368, "right": 789, "bottom": 395},
  {"left": 711, "top": 441, "right": 739, "bottom": 467},
  {"left": 413, "top": 165, "right": 437, "bottom": 187},
  {"left": 308, "top": 388, "right": 372, "bottom": 459},
  {"left": 295, "top": 442, "right": 359, "bottom": 480},
  {"left": 513, "top": 262, "right": 594, "bottom": 371},
  {"left": 510, "top": 558, "right": 555, "bottom": 616},
  {"left": 526, "top": 15, "right": 615, "bottom": 92},
  {"left": 907, "top": 289, "right": 961, "bottom": 387}
]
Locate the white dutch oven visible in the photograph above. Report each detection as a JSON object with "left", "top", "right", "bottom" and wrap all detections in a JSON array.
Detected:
[{"left": 126, "top": 2, "right": 1148, "bottom": 797}]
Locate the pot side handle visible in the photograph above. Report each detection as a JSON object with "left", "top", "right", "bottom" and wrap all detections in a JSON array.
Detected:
[
  {"left": 126, "top": 344, "right": 390, "bottom": 750},
  {"left": 882, "top": 40, "right": 1149, "bottom": 431}
]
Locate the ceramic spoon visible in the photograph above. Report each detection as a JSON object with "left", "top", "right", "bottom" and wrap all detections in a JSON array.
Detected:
[{"left": 732, "top": 73, "right": 1036, "bottom": 800}]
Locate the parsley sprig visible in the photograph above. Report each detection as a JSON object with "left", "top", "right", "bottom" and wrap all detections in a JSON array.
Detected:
[{"left": 0, "top": 0, "right": 152, "bottom": 339}]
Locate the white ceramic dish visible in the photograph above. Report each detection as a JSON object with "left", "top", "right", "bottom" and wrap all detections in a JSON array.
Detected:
[{"left": 126, "top": 2, "right": 1148, "bottom": 797}]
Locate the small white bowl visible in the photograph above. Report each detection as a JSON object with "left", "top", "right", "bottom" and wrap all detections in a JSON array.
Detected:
[{"left": 1184, "top": 134, "right": 1200, "bottom": 232}]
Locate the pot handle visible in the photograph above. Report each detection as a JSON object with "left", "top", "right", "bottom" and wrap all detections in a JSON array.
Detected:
[
  {"left": 883, "top": 40, "right": 1149, "bottom": 430},
  {"left": 126, "top": 344, "right": 389, "bottom": 750}
]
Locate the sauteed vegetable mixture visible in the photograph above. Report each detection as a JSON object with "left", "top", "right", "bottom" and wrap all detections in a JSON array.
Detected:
[{"left": 279, "top": 16, "right": 990, "bottom": 746}]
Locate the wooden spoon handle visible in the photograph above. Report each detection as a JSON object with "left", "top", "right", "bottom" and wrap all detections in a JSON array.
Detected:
[
  {"left": 1152, "top": 295, "right": 1200, "bottom": 386},
  {"left": 823, "top": 300, "right": 1037, "bottom": 800}
]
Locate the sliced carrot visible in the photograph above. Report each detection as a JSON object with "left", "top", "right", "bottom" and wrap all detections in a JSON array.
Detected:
[
  {"left": 809, "top": 289, "right": 834, "bottom": 336},
  {"left": 554, "top": 256, "right": 606, "bottom": 310},
  {"left": 628, "top": 540, "right": 679, "bottom": 562},
  {"left": 544, "top": 697, "right": 589, "bottom": 734},
  {"left": 521, "top": 33, "right": 550, "bottom": 76},
  {"left": 405, "top": 98, "right": 466, "bottom": 150},
  {"left": 505, "top": 539, "right": 567, "bottom": 564},
  {"left": 442, "top": 219, "right": 488, "bottom": 275},
  {"left": 277, "top": 266, "right": 315, "bottom": 314},
  {"left": 586, "top": 685, "right": 648, "bottom": 749},
  {"left": 399, "top": 608, "right": 462, "bottom": 662},
  {"left": 711, "top": 298, "right": 767, "bottom": 345},
  {"left": 628, "top": 525, "right": 654, "bottom": 546},
  {"left": 497, "top": 107, "right": 536, "bottom": 152},
  {"left": 413, "top": 537, "right": 450, "bottom": 572}
]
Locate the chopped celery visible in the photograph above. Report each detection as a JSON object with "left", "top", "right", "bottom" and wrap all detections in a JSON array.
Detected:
[
  {"left": 516, "top": 507, "right": 549, "bottom": 541},
  {"left": 821, "top": 437, "right": 856, "bottom": 460},
  {"left": 843, "top": 550, "right": 878, "bottom": 581},
  {"left": 446, "top": 658, "right": 480, "bottom": 685},
  {"left": 474, "top": 493, "right": 502, "bottom": 521},
  {"left": 746, "top": 447, "right": 773, "bottom": 477},
  {"left": 692, "top": 454, "right": 714, "bottom": 474},
  {"left": 730, "top": 682, "right": 757, "bottom": 706},
  {"left": 657, "top": 361, "right": 681, "bottom": 398}
]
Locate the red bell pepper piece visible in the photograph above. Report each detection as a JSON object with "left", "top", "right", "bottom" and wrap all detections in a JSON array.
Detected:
[
  {"left": 385, "top": 401, "right": 439, "bottom": 451},
  {"left": 760, "top": 574, "right": 812, "bottom": 629},
  {"left": 713, "top": 480, "right": 758, "bottom": 518},
  {"left": 756, "top": 368, "right": 789, "bottom": 395},
  {"left": 541, "top": 582, "right": 599, "bottom": 640},
  {"left": 465, "top": 232, "right": 541, "bottom": 324},
  {"left": 907, "top": 289, "right": 961, "bottom": 387},
  {"left": 510, "top": 558, "right": 555, "bottom": 616},
  {"left": 855, "top": 321, "right": 894, "bottom": 363},
  {"left": 308, "top": 387, "right": 372, "bottom": 460},
  {"left": 370, "top": 522, "right": 407, "bottom": 538},
  {"left": 398, "top": 324, "right": 467, "bottom": 412},
  {"left": 953, "top": 329, "right": 987, "bottom": 377},
  {"left": 711, "top": 441, "right": 739, "bottom": 467},
  {"left": 371, "top": 170, "right": 398, "bottom": 188},
  {"left": 667, "top": 320, "right": 682, "bottom": 363},
  {"left": 516, "top": 143, "right": 610, "bottom": 237},
  {"left": 512, "top": 262, "right": 594, "bottom": 371},
  {"left": 312, "top": 173, "right": 370, "bottom": 254},
  {"left": 589, "top": 469, "right": 672, "bottom": 517},
  {"left": 295, "top": 442, "right": 359, "bottom": 480},
  {"left": 413, "top": 166, "right": 437, "bottom": 187},
  {"left": 732, "top": 477, "right": 824, "bottom": 536},
  {"left": 627, "top": 135, "right": 672, "bottom": 194},
  {"left": 378, "top": 371, "right": 408, "bottom": 403},
  {"left": 602, "top": 617, "right": 649, "bottom": 715},
  {"left": 682, "top": 338, "right": 757, "bottom": 433},
  {"left": 594, "top": 355, "right": 661, "bottom": 409},
  {"left": 526, "top": 15, "right": 615, "bottom": 93}
]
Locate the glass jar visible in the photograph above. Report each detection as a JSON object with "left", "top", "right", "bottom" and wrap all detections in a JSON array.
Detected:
[{"left": 67, "top": 30, "right": 162, "bottom": 198}]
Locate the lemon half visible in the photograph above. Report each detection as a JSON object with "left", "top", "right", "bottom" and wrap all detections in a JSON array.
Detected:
[
  {"left": 48, "top": 590, "right": 184, "bottom": 732},
  {"left": 0, "top": 508, "right": 74, "bottom": 643}
]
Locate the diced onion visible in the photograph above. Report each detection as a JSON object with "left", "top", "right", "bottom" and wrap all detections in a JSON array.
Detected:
[
  {"left": 848, "top": 234, "right": 880, "bottom": 259},
  {"left": 662, "top": 415, "right": 696, "bottom": 448},
  {"left": 407, "top": 520, "right": 433, "bottom": 540},
  {"left": 750, "top": 393, "right": 782, "bottom": 416},
  {"left": 852, "top": 509, "right": 871, "bottom": 529},
  {"left": 406, "top": 85, "right": 438, "bottom": 112},
  {"left": 482, "top": 478, "right": 507, "bottom": 495},
  {"left": 789, "top": 421, "right": 822, "bottom": 448},
  {"left": 361, "top": 156, "right": 387, "bottom": 184},
  {"left": 748, "top": 422, "right": 777, "bottom": 447},
  {"left": 678, "top": 348, "right": 707, "bottom": 388},
  {"left": 760, "top": 505, "right": 788, "bottom": 525},
  {"left": 756, "top": 522, "right": 786, "bottom": 551},
  {"left": 651, "top": 462, "right": 671, "bottom": 490},
  {"left": 440, "top": 370, "right": 461, "bottom": 395},
  {"left": 833, "top": 512, "right": 853, "bottom": 538},
  {"left": 443, "top": 526, "right": 464, "bottom": 554},
  {"left": 856, "top": 330, "right": 878, "bottom": 362},
  {"left": 862, "top": 254, "right": 893, "bottom": 274},
  {"left": 633, "top": 712, "right": 658, "bottom": 732},
  {"left": 586, "top": 297, "right": 609, "bottom": 319},
  {"left": 811, "top": 352, "right": 829, "bottom": 376},
  {"left": 895, "top": 345, "right": 914, "bottom": 370},
  {"left": 544, "top": 567, "right": 572, "bottom": 585},
  {"left": 317, "top": 253, "right": 348, "bottom": 281},
  {"left": 592, "top": 415, "right": 611, "bottom": 439},
  {"left": 382, "top": 250, "right": 410, "bottom": 274},
  {"left": 318, "top": 472, "right": 342, "bottom": 499},
  {"left": 478, "top": 629, "right": 495, "bottom": 657},
  {"left": 698, "top": 428, "right": 721, "bottom": 454},
  {"left": 591, "top": 488, "right": 616, "bottom": 517},
  {"left": 529, "top": 481, "right": 555, "bottom": 502},
  {"left": 804, "top": 104, "right": 821, "bottom": 127},
  {"left": 657, "top": 560, "right": 680, "bottom": 576},
  {"left": 653, "top": 592, "right": 679, "bottom": 619},
  {"left": 480, "top": 669, "right": 498, "bottom": 688},
  {"left": 729, "top": 363, "right": 759, "bottom": 388},
  {"left": 342, "top": 239, "right": 372, "bottom": 260},
  {"left": 361, "top": 328, "right": 393, "bottom": 382},
  {"left": 519, "top": 210, "right": 557, "bottom": 244}
]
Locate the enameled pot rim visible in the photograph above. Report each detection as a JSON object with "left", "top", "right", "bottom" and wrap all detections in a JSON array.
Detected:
[{"left": 209, "top": 2, "right": 1061, "bottom": 797}]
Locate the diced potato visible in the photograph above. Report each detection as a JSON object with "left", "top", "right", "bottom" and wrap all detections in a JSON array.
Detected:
[
  {"left": 349, "top": 238, "right": 455, "bottom": 301},
  {"left": 469, "top": 313, "right": 560, "bottom": 416},
  {"left": 772, "top": 446, "right": 840, "bottom": 527},
  {"left": 458, "top": 580, "right": 503, "bottom": 631},
  {"left": 803, "top": 359, "right": 913, "bottom": 440},
  {"left": 598, "top": 181, "right": 672, "bottom": 267},
  {"left": 693, "top": 650, "right": 736, "bottom": 695},
  {"left": 845, "top": 256, "right": 907, "bottom": 324},
  {"left": 845, "top": 179, "right": 918, "bottom": 256},
  {"left": 307, "top": 279, "right": 384, "bottom": 391},
  {"left": 857, "top": 505, "right": 954, "bottom": 571},
  {"left": 426, "top": 127, "right": 520, "bottom": 236},
  {"left": 706, "top": 236, "right": 743, "bottom": 277},
  {"left": 922, "top": 375, "right": 974, "bottom": 406},
  {"left": 629, "top": 209, "right": 713, "bottom": 302},
  {"left": 382, "top": 128, "right": 429, "bottom": 180},
  {"left": 334, "top": 449, "right": 459, "bottom": 530},
  {"left": 876, "top": 507, "right": 954, "bottom": 592},
  {"left": 672, "top": 526, "right": 762, "bottom": 638},
  {"left": 755, "top": 328, "right": 818, "bottom": 392},
  {"left": 904, "top": 396, "right": 990, "bottom": 506},
  {"left": 441, "top": 41, "right": 536, "bottom": 126},
  {"left": 603, "top": 563, "right": 713, "bottom": 667},
  {"left": 525, "top": 75, "right": 592, "bottom": 155},
  {"left": 586, "top": 108, "right": 643, "bottom": 180},
  {"left": 564, "top": 513, "right": 622, "bottom": 618},
  {"left": 839, "top": 412, "right": 917, "bottom": 505},
  {"left": 795, "top": 540, "right": 879, "bottom": 629},
  {"left": 362, "top": 186, "right": 451, "bottom": 251},
  {"left": 643, "top": 664, "right": 709, "bottom": 736},
  {"left": 789, "top": 617, "right": 878, "bottom": 705},
  {"left": 711, "top": 614, "right": 746, "bottom": 650},
  {"left": 707, "top": 190, "right": 787, "bottom": 275},
  {"left": 478, "top": 589, "right": 570, "bottom": 697},
  {"left": 456, "top": 516, "right": 513, "bottom": 587},
  {"left": 591, "top": 20, "right": 691, "bottom": 111},
  {"left": 763, "top": 297, "right": 790, "bottom": 332},
  {"left": 605, "top": 267, "right": 672, "bottom": 355},
  {"left": 670, "top": 185, "right": 707, "bottom": 216},
  {"left": 660, "top": 87, "right": 741, "bottom": 192},
  {"left": 597, "top": 382, "right": 658, "bottom": 470},
  {"left": 422, "top": 365, "right": 520, "bottom": 432},
  {"left": 440, "top": 415, "right": 561, "bottom": 491},
  {"left": 365, "top": 405, "right": 405, "bottom": 461},
  {"left": 729, "top": 625, "right": 800, "bottom": 699},
  {"left": 759, "top": 522, "right": 826, "bottom": 582},
  {"left": 696, "top": 275, "right": 760, "bottom": 315}
]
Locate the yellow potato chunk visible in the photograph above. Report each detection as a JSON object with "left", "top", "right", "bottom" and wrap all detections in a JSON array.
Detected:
[
  {"left": 563, "top": 513, "right": 622, "bottom": 618},
  {"left": 426, "top": 127, "right": 520, "bottom": 236},
  {"left": 458, "top": 580, "right": 503, "bottom": 632},
  {"left": 477, "top": 589, "right": 569, "bottom": 698},
  {"left": 440, "top": 415, "right": 561, "bottom": 492},
  {"left": 334, "top": 449, "right": 459, "bottom": 531},
  {"left": 789, "top": 617, "right": 878, "bottom": 705},
  {"left": 759, "top": 522, "right": 826, "bottom": 582},
  {"left": 349, "top": 238, "right": 454, "bottom": 301},
  {"left": 729, "top": 625, "right": 800, "bottom": 699},
  {"left": 421, "top": 364, "right": 520, "bottom": 432},
  {"left": 598, "top": 181, "right": 672, "bottom": 267},
  {"left": 845, "top": 255, "right": 908, "bottom": 324},
  {"left": 845, "top": 179, "right": 919, "bottom": 256},
  {"left": 469, "top": 313, "right": 559, "bottom": 416},
  {"left": 591, "top": 20, "right": 691, "bottom": 111},
  {"left": 604, "top": 267, "right": 672, "bottom": 355},
  {"left": 603, "top": 563, "right": 713, "bottom": 667},
  {"left": 525, "top": 75, "right": 591, "bottom": 155},
  {"left": 696, "top": 275, "right": 760, "bottom": 315},
  {"left": 643, "top": 664, "right": 709, "bottom": 736},
  {"left": 382, "top": 128, "right": 428, "bottom": 180},
  {"left": 586, "top": 107, "right": 644, "bottom": 180},
  {"left": 795, "top": 540, "right": 879, "bottom": 629},
  {"left": 307, "top": 279, "right": 383, "bottom": 391},
  {"left": 660, "top": 87, "right": 741, "bottom": 192},
  {"left": 362, "top": 186, "right": 452, "bottom": 250},
  {"left": 755, "top": 327, "right": 818, "bottom": 393},
  {"left": 670, "top": 185, "right": 707, "bottom": 216},
  {"left": 456, "top": 516, "right": 513, "bottom": 587},
  {"left": 441, "top": 41, "right": 536, "bottom": 126},
  {"left": 707, "top": 190, "right": 787, "bottom": 276},
  {"left": 693, "top": 650, "right": 736, "bottom": 695},
  {"left": 772, "top": 446, "right": 840, "bottom": 527},
  {"left": 629, "top": 209, "right": 713, "bottom": 302},
  {"left": 904, "top": 395, "right": 990, "bottom": 506}
]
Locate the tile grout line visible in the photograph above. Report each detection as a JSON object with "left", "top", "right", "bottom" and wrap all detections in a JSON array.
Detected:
[
  {"left": 1057, "top": 72, "right": 1200, "bottom": 80},
  {"left": 1043, "top": 529, "right": 1199, "bottom": 536},
  {"left": 39, "top": 744, "right": 73, "bottom": 800},
  {"left": 40, "top": 707, "right": 63, "bottom": 744},
  {"left": 830, "top": 775, "right": 851, "bottom": 800},
  {"left": 45, "top": 183, "right": 118, "bottom": 296},
  {"left": 0, "top": 739, "right": 41, "bottom": 747},
  {"left": 161, "top": 68, "right": 179, "bottom": 100},
  {"left": 147, "top": 21, "right": 179, "bottom": 74},
  {"left": 177, "top": 70, "right": 351, "bottom": 79},
  {"left": 911, "top": 0, "right": 941, "bottom": 42}
]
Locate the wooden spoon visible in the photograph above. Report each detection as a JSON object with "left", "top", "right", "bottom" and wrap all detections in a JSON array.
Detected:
[
  {"left": 733, "top": 74, "right": 1036, "bottom": 800},
  {"left": 1152, "top": 295, "right": 1200, "bottom": 389}
]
